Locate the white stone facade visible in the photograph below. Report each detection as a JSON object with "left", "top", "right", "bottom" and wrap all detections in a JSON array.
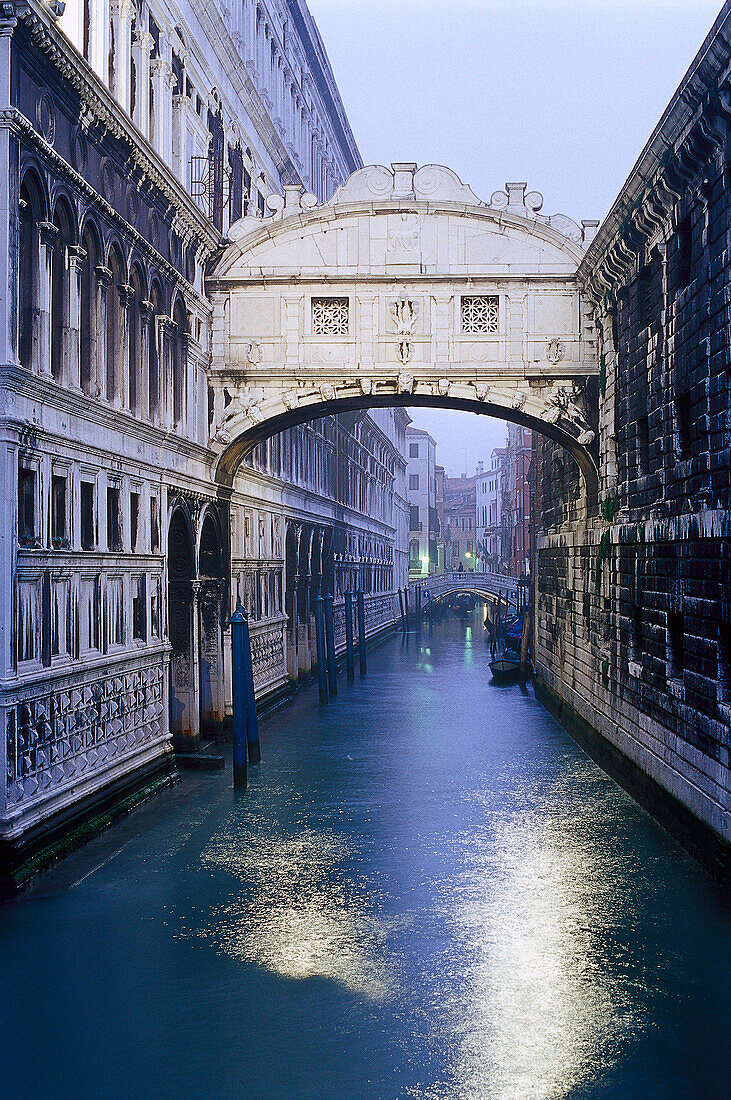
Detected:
[
  {"left": 0, "top": 0, "right": 407, "bottom": 861},
  {"left": 405, "top": 426, "right": 437, "bottom": 577}
]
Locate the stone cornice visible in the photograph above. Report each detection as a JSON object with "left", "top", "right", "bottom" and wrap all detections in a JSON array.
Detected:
[
  {"left": 0, "top": 363, "right": 214, "bottom": 463},
  {"left": 14, "top": 0, "right": 220, "bottom": 255},
  {"left": 579, "top": 2, "right": 731, "bottom": 303}
]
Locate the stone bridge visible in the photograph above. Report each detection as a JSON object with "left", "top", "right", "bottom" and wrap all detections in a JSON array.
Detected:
[
  {"left": 408, "top": 571, "right": 525, "bottom": 613},
  {"left": 206, "top": 162, "right": 600, "bottom": 503}
]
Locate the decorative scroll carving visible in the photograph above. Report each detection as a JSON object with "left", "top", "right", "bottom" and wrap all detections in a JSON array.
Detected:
[
  {"left": 546, "top": 338, "right": 565, "bottom": 364},
  {"left": 397, "top": 340, "right": 413, "bottom": 365},
  {"left": 391, "top": 297, "right": 417, "bottom": 335},
  {"left": 546, "top": 385, "right": 595, "bottom": 444}
]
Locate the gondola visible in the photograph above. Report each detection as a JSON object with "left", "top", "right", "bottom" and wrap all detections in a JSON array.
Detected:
[{"left": 489, "top": 655, "right": 522, "bottom": 683}]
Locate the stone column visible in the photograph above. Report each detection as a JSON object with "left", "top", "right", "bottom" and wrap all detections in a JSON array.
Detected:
[
  {"left": 36, "top": 221, "right": 57, "bottom": 377},
  {"left": 150, "top": 57, "right": 172, "bottom": 159},
  {"left": 171, "top": 94, "right": 188, "bottom": 184},
  {"left": 132, "top": 29, "right": 153, "bottom": 137},
  {"left": 89, "top": 0, "right": 110, "bottom": 84},
  {"left": 95, "top": 265, "right": 113, "bottom": 400},
  {"left": 111, "top": 0, "right": 134, "bottom": 110},
  {"left": 66, "top": 244, "right": 86, "bottom": 391},
  {"left": 117, "top": 282, "right": 133, "bottom": 411},
  {"left": 137, "top": 298, "right": 153, "bottom": 420}
]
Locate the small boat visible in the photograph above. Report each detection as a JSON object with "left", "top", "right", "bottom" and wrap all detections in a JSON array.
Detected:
[{"left": 489, "top": 656, "right": 522, "bottom": 683}]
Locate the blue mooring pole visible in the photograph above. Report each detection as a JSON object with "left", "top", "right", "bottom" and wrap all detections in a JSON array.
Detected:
[
  {"left": 314, "top": 594, "right": 329, "bottom": 704},
  {"left": 239, "top": 605, "right": 261, "bottom": 765},
  {"left": 356, "top": 588, "right": 367, "bottom": 674},
  {"left": 230, "top": 605, "right": 248, "bottom": 789},
  {"left": 345, "top": 590, "right": 355, "bottom": 680},
  {"left": 324, "top": 592, "right": 338, "bottom": 698}
]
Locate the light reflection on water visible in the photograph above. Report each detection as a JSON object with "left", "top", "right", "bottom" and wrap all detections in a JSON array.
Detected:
[
  {"left": 197, "top": 822, "right": 398, "bottom": 1002},
  {"left": 443, "top": 798, "right": 639, "bottom": 1099}
]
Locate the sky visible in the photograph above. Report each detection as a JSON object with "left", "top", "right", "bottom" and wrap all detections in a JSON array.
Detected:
[{"left": 307, "top": 0, "right": 723, "bottom": 474}]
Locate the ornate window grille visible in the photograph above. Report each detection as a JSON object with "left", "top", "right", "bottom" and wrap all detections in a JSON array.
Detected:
[
  {"left": 312, "top": 297, "right": 349, "bottom": 335},
  {"left": 461, "top": 295, "right": 499, "bottom": 334}
]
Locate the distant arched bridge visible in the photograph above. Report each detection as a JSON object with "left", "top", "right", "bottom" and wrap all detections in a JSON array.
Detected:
[{"left": 407, "top": 571, "right": 529, "bottom": 614}]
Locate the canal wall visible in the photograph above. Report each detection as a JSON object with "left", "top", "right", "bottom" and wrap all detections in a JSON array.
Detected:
[
  {"left": 534, "top": 8, "right": 731, "bottom": 878},
  {"left": 534, "top": 519, "right": 731, "bottom": 880}
]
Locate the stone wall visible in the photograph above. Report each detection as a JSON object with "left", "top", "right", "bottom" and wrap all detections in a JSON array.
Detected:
[{"left": 534, "top": 5, "right": 731, "bottom": 874}]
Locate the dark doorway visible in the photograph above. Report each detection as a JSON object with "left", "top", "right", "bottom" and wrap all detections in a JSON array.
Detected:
[{"left": 168, "top": 508, "right": 196, "bottom": 749}]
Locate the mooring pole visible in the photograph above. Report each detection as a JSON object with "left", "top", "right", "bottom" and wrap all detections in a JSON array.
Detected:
[
  {"left": 398, "top": 587, "right": 406, "bottom": 631},
  {"left": 230, "top": 605, "right": 247, "bottom": 789},
  {"left": 356, "top": 588, "right": 367, "bottom": 674},
  {"left": 314, "top": 594, "right": 329, "bottom": 704},
  {"left": 324, "top": 592, "right": 338, "bottom": 698},
  {"left": 519, "top": 606, "right": 532, "bottom": 685},
  {"left": 403, "top": 585, "right": 409, "bottom": 627},
  {"left": 239, "top": 605, "right": 261, "bottom": 765},
  {"left": 345, "top": 590, "right": 355, "bottom": 680}
]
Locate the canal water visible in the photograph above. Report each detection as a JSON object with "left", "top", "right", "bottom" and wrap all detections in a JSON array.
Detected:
[{"left": 1, "top": 614, "right": 729, "bottom": 1099}]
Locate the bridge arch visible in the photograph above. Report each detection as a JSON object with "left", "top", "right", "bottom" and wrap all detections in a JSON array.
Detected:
[{"left": 207, "top": 163, "right": 600, "bottom": 503}]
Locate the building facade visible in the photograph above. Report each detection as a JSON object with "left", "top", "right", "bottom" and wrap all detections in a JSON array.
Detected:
[
  {"left": 405, "top": 426, "right": 438, "bottom": 577},
  {"left": 440, "top": 471, "right": 477, "bottom": 572},
  {"left": 476, "top": 449, "right": 505, "bottom": 570},
  {"left": 503, "top": 424, "right": 532, "bottom": 577},
  {"left": 0, "top": 0, "right": 410, "bottom": 871}
]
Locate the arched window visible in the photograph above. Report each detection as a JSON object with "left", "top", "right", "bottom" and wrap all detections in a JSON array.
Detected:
[
  {"left": 128, "top": 264, "right": 145, "bottom": 417},
  {"left": 172, "top": 297, "right": 187, "bottom": 431},
  {"left": 148, "top": 280, "right": 162, "bottom": 422},
  {"left": 80, "top": 222, "right": 100, "bottom": 396},
  {"left": 106, "top": 244, "right": 124, "bottom": 404},
  {"left": 18, "top": 172, "right": 45, "bottom": 371},
  {"left": 50, "top": 198, "right": 74, "bottom": 382}
]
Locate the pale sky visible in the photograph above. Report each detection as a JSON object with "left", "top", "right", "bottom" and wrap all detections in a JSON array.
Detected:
[{"left": 307, "top": 0, "right": 723, "bottom": 473}]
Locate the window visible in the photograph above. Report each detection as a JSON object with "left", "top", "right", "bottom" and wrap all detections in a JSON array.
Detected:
[
  {"left": 676, "top": 214, "right": 693, "bottom": 291},
  {"left": 51, "top": 474, "right": 67, "bottom": 546},
  {"left": 637, "top": 415, "right": 650, "bottom": 475},
  {"left": 151, "top": 577, "right": 162, "bottom": 637},
  {"left": 675, "top": 391, "right": 692, "bottom": 458},
  {"left": 409, "top": 505, "right": 420, "bottom": 530},
  {"left": 51, "top": 577, "right": 70, "bottom": 658},
  {"left": 150, "top": 496, "right": 160, "bottom": 553},
  {"left": 718, "top": 620, "right": 731, "bottom": 702},
  {"left": 312, "top": 296, "right": 349, "bottom": 335},
  {"left": 409, "top": 443, "right": 419, "bottom": 458},
  {"left": 130, "top": 491, "right": 140, "bottom": 551},
  {"left": 79, "top": 576, "right": 100, "bottom": 652},
  {"left": 409, "top": 474, "right": 419, "bottom": 491},
  {"left": 132, "top": 575, "right": 147, "bottom": 641},
  {"left": 631, "top": 603, "right": 643, "bottom": 660},
  {"left": 462, "top": 295, "right": 499, "bottom": 334},
  {"left": 18, "top": 465, "right": 36, "bottom": 546},
  {"left": 108, "top": 576, "right": 124, "bottom": 646},
  {"left": 107, "top": 485, "right": 122, "bottom": 551},
  {"left": 81, "top": 481, "right": 96, "bottom": 550},
  {"left": 667, "top": 611, "right": 684, "bottom": 679},
  {"left": 409, "top": 538, "right": 420, "bottom": 563},
  {"left": 638, "top": 265, "right": 653, "bottom": 330}
]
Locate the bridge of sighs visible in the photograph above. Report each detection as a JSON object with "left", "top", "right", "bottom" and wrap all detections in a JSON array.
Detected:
[{"left": 206, "top": 162, "right": 601, "bottom": 499}]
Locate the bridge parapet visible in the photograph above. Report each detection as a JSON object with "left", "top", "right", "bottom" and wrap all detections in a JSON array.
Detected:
[{"left": 408, "top": 571, "right": 527, "bottom": 610}]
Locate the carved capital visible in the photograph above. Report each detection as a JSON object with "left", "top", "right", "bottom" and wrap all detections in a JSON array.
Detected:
[
  {"left": 37, "top": 220, "right": 58, "bottom": 248},
  {"left": 95, "top": 264, "right": 113, "bottom": 288},
  {"left": 118, "top": 283, "right": 134, "bottom": 308}
]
